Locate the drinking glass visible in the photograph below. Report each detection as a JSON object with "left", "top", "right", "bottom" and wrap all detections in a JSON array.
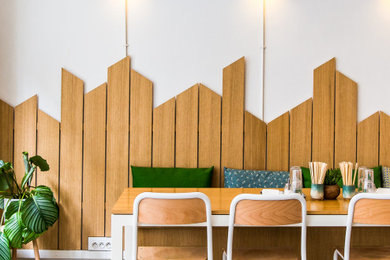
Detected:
[
  {"left": 357, "top": 166, "right": 367, "bottom": 192},
  {"left": 363, "top": 169, "right": 376, "bottom": 193},
  {"left": 290, "top": 166, "right": 303, "bottom": 194}
]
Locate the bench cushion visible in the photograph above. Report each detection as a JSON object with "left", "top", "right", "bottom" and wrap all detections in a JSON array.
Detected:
[{"left": 224, "top": 168, "right": 289, "bottom": 188}]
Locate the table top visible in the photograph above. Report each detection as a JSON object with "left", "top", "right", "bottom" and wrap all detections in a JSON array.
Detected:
[{"left": 111, "top": 188, "right": 350, "bottom": 215}]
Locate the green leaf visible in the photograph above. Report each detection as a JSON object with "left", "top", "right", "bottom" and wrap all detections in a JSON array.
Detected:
[
  {"left": 21, "top": 167, "right": 35, "bottom": 189},
  {"left": 32, "top": 186, "right": 54, "bottom": 199},
  {"left": 22, "top": 228, "right": 41, "bottom": 244},
  {"left": 0, "top": 232, "right": 11, "bottom": 260},
  {"left": 0, "top": 162, "right": 11, "bottom": 171},
  {"left": 4, "top": 201, "right": 21, "bottom": 220},
  {"left": 22, "top": 152, "right": 30, "bottom": 175},
  {"left": 21, "top": 194, "right": 58, "bottom": 233},
  {"left": 4, "top": 212, "right": 23, "bottom": 249},
  {"left": 29, "top": 156, "right": 49, "bottom": 172}
]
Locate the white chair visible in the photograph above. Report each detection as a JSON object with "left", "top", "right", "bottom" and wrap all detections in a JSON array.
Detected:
[
  {"left": 224, "top": 193, "right": 307, "bottom": 260},
  {"left": 334, "top": 193, "right": 390, "bottom": 260},
  {"left": 132, "top": 192, "right": 213, "bottom": 260}
]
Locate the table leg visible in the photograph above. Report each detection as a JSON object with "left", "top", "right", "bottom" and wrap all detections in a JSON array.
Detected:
[{"left": 124, "top": 222, "right": 133, "bottom": 260}]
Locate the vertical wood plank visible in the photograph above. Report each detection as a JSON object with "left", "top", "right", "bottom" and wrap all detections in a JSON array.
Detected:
[
  {"left": 14, "top": 96, "right": 37, "bottom": 182},
  {"left": 59, "top": 69, "right": 84, "bottom": 249},
  {"left": 130, "top": 70, "right": 153, "bottom": 186},
  {"left": 290, "top": 99, "right": 312, "bottom": 167},
  {"left": 221, "top": 57, "right": 245, "bottom": 177},
  {"left": 267, "top": 112, "right": 289, "bottom": 171},
  {"left": 37, "top": 110, "right": 59, "bottom": 250},
  {"left": 152, "top": 98, "right": 175, "bottom": 167},
  {"left": 199, "top": 85, "right": 221, "bottom": 187},
  {"left": 82, "top": 84, "right": 106, "bottom": 249},
  {"left": 380, "top": 112, "right": 390, "bottom": 166},
  {"left": 244, "top": 112, "right": 266, "bottom": 170},
  {"left": 0, "top": 100, "right": 14, "bottom": 162},
  {"left": 357, "top": 112, "right": 380, "bottom": 167},
  {"left": 312, "top": 58, "right": 336, "bottom": 167},
  {"left": 335, "top": 72, "right": 357, "bottom": 165},
  {"left": 176, "top": 85, "right": 198, "bottom": 168},
  {"left": 106, "top": 57, "right": 130, "bottom": 236}
]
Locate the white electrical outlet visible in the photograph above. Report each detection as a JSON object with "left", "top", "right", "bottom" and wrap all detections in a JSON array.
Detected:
[{"left": 88, "top": 237, "right": 112, "bottom": 251}]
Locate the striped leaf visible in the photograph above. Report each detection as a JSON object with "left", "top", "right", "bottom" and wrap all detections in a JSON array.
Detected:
[
  {"left": 21, "top": 194, "right": 58, "bottom": 234},
  {"left": 0, "top": 233, "right": 10, "bottom": 260},
  {"left": 4, "top": 201, "right": 20, "bottom": 220},
  {"left": 22, "top": 228, "right": 41, "bottom": 244},
  {"left": 4, "top": 212, "right": 23, "bottom": 248}
]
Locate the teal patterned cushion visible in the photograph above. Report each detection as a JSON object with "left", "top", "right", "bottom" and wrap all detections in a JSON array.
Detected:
[
  {"left": 382, "top": 166, "right": 390, "bottom": 188},
  {"left": 224, "top": 168, "right": 289, "bottom": 188}
]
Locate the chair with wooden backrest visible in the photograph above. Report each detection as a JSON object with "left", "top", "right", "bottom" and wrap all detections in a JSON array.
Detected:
[
  {"left": 132, "top": 192, "right": 213, "bottom": 260},
  {"left": 334, "top": 193, "right": 390, "bottom": 260},
  {"left": 225, "top": 193, "right": 307, "bottom": 260}
]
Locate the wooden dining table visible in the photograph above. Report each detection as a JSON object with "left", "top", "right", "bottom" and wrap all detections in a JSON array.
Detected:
[{"left": 111, "top": 187, "right": 359, "bottom": 259}]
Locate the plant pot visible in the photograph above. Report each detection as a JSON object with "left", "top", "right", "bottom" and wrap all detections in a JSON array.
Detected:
[
  {"left": 343, "top": 185, "right": 356, "bottom": 199},
  {"left": 310, "top": 184, "right": 324, "bottom": 200},
  {"left": 324, "top": 185, "right": 340, "bottom": 200}
]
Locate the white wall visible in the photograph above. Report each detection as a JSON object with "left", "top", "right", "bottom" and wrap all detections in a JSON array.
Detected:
[
  {"left": 0, "top": 0, "right": 125, "bottom": 121},
  {"left": 1, "top": 0, "right": 390, "bottom": 122}
]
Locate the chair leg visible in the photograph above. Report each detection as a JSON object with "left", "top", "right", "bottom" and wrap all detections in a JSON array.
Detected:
[
  {"left": 33, "top": 239, "right": 40, "bottom": 260},
  {"left": 11, "top": 248, "right": 16, "bottom": 260}
]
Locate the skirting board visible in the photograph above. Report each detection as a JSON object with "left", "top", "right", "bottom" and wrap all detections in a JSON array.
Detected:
[{"left": 17, "top": 250, "right": 110, "bottom": 259}]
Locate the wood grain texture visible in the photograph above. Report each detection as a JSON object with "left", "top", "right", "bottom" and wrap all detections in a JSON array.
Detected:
[
  {"left": 59, "top": 69, "right": 84, "bottom": 250},
  {"left": 106, "top": 57, "right": 130, "bottom": 236},
  {"left": 36, "top": 110, "right": 60, "bottom": 250},
  {"left": 380, "top": 112, "right": 390, "bottom": 166},
  {"left": 312, "top": 58, "right": 336, "bottom": 167},
  {"left": 335, "top": 72, "right": 357, "bottom": 165},
  {"left": 138, "top": 198, "right": 206, "bottom": 224},
  {"left": 221, "top": 57, "right": 245, "bottom": 177},
  {"left": 82, "top": 84, "right": 106, "bottom": 249},
  {"left": 267, "top": 112, "right": 290, "bottom": 171},
  {"left": 354, "top": 199, "right": 390, "bottom": 225},
  {"left": 230, "top": 248, "right": 297, "bottom": 260},
  {"left": 153, "top": 98, "right": 175, "bottom": 167},
  {"left": 199, "top": 85, "right": 221, "bottom": 187},
  {"left": 0, "top": 100, "right": 14, "bottom": 162},
  {"left": 130, "top": 70, "right": 153, "bottom": 185},
  {"left": 138, "top": 246, "right": 207, "bottom": 259},
  {"left": 14, "top": 96, "right": 37, "bottom": 182},
  {"left": 357, "top": 112, "right": 380, "bottom": 167},
  {"left": 235, "top": 199, "right": 302, "bottom": 226},
  {"left": 176, "top": 85, "right": 199, "bottom": 168},
  {"left": 244, "top": 112, "right": 266, "bottom": 170},
  {"left": 290, "top": 99, "right": 312, "bottom": 167}
]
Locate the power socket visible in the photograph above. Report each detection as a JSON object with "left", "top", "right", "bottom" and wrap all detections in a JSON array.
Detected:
[{"left": 88, "top": 237, "right": 112, "bottom": 251}]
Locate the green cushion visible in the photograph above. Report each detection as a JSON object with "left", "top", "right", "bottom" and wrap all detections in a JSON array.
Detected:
[
  {"left": 301, "top": 167, "right": 311, "bottom": 188},
  {"left": 131, "top": 166, "right": 213, "bottom": 188},
  {"left": 373, "top": 166, "right": 383, "bottom": 188}
]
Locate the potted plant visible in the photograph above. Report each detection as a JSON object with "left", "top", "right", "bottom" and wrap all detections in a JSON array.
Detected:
[
  {"left": 323, "top": 169, "right": 342, "bottom": 200},
  {"left": 0, "top": 152, "right": 59, "bottom": 260}
]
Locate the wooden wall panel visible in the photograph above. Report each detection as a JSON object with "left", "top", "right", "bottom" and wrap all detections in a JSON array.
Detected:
[
  {"left": 59, "top": 69, "right": 84, "bottom": 249},
  {"left": 290, "top": 99, "right": 312, "bottom": 167},
  {"left": 153, "top": 98, "right": 175, "bottom": 167},
  {"left": 37, "top": 110, "right": 59, "bottom": 250},
  {"left": 105, "top": 57, "right": 130, "bottom": 236},
  {"left": 221, "top": 57, "right": 245, "bottom": 177},
  {"left": 0, "top": 100, "right": 13, "bottom": 163},
  {"left": 244, "top": 112, "right": 266, "bottom": 170},
  {"left": 14, "top": 96, "right": 37, "bottom": 182},
  {"left": 82, "top": 84, "right": 106, "bottom": 249},
  {"left": 267, "top": 112, "right": 289, "bottom": 171},
  {"left": 357, "top": 112, "right": 379, "bottom": 167},
  {"left": 335, "top": 72, "right": 357, "bottom": 165},
  {"left": 380, "top": 112, "right": 390, "bottom": 166},
  {"left": 130, "top": 70, "right": 153, "bottom": 185},
  {"left": 199, "top": 85, "right": 221, "bottom": 187},
  {"left": 312, "top": 58, "right": 336, "bottom": 167},
  {"left": 176, "top": 85, "right": 199, "bottom": 168}
]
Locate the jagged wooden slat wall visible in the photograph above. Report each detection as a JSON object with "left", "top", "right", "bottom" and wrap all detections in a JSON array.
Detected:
[
  {"left": 3, "top": 56, "right": 390, "bottom": 252},
  {"left": 313, "top": 58, "right": 336, "bottom": 167},
  {"left": 0, "top": 100, "right": 13, "bottom": 162},
  {"left": 198, "top": 85, "right": 221, "bottom": 186},
  {"left": 82, "top": 84, "right": 107, "bottom": 249},
  {"left": 358, "top": 112, "right": 380, "bottom": 167},
  {"left": 59, "top": 69, "right": 84, "bottom": 249},
  {"left": 335, "top": 72, "right": 357, "bottom": 165},
  {"left": 36, "top": 110, "right": 60, "bottom": 249}
]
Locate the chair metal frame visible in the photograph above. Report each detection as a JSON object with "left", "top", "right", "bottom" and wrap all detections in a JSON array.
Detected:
[
  {"left": 333, "top": 193, "right": 390, "bottom": 260},
  {"left": 132, "top": 192, "right": 213, "bottom": 260},
  {"left": 225, "top": 193, "right": 307, "bottom": 260}
]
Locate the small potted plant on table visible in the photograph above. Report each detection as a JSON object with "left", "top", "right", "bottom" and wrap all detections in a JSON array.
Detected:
[
  {"left": 0, "top": 152, "right": 59, "bottom": 260},
  {"left": 323, "top": 169, "right": 342, "bottom": 200}
]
